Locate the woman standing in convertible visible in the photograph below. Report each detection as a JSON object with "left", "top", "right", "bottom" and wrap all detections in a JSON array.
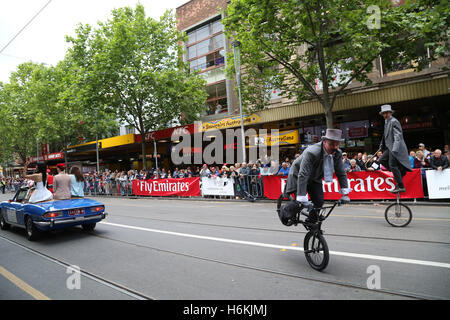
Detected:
[{"left": 23, "top": 161, "right": 53, "bottom": 203}]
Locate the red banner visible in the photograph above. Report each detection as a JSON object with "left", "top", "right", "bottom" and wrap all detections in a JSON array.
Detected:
[
  {"left": 132, "top": 178, "right": 201, "bottom": 197},
  {"left": 263, "top": 169, "right": 424, "bottom": 200}
]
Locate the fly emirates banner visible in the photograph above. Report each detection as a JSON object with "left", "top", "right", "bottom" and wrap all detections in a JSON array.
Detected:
[
  {"left": 263, "top": 169, "right": 424, "bottom": 200},
  {"left": 133, "top": 178, "right": 201, "bottom": 197}
]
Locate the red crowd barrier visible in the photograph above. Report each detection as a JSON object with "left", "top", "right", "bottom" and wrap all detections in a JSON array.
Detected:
[{"left": 263, "top": 169, "right": 424, "bottom": 200}]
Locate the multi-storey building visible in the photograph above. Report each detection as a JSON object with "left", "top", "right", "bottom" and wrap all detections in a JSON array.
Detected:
[{"left": 177, "top": 0, "right": 450, "bottom": 161}]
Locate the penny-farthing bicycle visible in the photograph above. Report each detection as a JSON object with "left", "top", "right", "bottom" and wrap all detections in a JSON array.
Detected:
[{"left": 384, "top": 191, "right": 412, "bottom": 227}]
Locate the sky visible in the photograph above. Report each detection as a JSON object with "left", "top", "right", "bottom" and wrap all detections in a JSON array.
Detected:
[{"left": 0, "top": 0, "right": 189, "bottom": 83}]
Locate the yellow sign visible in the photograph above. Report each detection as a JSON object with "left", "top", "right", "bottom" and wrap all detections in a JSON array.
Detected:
[
  {"left": 101, "top": 133, "right": 135, "bottom": 149},
  {"left": 259, "top": 130, "right": 300, "bottom": 146},
  {"left": 200, "top": 113, "right": 261, "bottom": 132}
]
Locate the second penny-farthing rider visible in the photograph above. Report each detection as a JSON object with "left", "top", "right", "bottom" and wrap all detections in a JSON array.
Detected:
[{"left": 283, "top": 129, "right": 352, "bottom": 223}]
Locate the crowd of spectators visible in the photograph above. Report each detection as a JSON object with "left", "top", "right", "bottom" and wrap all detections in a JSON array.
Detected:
[{"left": 1, "top": 143, "right": 448, "bottom": 198}]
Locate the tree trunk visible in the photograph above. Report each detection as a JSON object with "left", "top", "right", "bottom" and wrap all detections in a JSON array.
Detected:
[
  {"left": 141, "top": 134, "right": 146, "bottom": 170},
  {"left": 325, "top": 108, "right": 334, "bottom": 129}
]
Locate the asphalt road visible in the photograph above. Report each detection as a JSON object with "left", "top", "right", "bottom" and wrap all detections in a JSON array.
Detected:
[{"left": 1, "top": 192, "right": 449, "bottom": 300}]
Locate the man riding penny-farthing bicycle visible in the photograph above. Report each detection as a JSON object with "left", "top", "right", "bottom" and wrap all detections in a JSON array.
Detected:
[{"left": 277, "top": 129, "right": 351, "bottom": 271}]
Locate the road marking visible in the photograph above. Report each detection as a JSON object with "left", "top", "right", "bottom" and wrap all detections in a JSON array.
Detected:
[
  {"left": 101, "top": 221, "right": 450, "bottom": 269},
  {"left": 0, "top": 266, "right": 50, "bottom": 300}
]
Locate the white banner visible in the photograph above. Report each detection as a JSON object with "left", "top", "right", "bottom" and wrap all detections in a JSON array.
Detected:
[
  {"left": 426, "top": 169, "right": 450, "bottom": 199},
  {"left": 201, "top": 177, "right": 235, "bottom": 196}
]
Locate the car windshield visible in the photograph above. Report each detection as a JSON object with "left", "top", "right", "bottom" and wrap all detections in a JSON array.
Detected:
[{"left": 14, "top": 188, "right": 32, "bottom": 203}]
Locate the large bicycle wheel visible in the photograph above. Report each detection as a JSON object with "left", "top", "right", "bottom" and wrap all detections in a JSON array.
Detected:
[
  {"left": 385, "top": 203, "right": 412, "bottom": 227},
  {"left": 303, "top": 231, "right": 329, "bottom": 271}
]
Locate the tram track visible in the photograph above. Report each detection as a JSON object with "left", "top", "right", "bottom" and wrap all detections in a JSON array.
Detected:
[
  {"left": 0, "top": 228, "right": 444, "bottom": 300},
  {"left": 110, "top": 214, "right": 450, "bottom": 246},
  {"left": 0, "top": 234, "right": 154, "bottom": 301}
]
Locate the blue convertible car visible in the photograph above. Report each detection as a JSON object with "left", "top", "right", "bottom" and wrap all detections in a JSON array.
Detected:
[{"left": 0, "top": 186, "right": 107, "bottom": 241}]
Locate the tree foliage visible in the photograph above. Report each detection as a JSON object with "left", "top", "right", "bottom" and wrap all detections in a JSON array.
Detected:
[
  {"left": 66, "top": 5, "right": 207, "bottom": 169},
  {"left": 223, "top": 0, "right": 449, "bottom": 128}
]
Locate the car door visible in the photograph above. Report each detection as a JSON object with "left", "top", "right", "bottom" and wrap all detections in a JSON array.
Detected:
[{"left": 4, "top": 189, "right": 28, "bottom": 226}]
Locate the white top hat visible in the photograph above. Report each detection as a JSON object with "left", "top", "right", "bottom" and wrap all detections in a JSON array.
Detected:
[
  {"left": 321, "top": 129, "right": 344, "bottom": 142},
  {"left": 379, "top": 104, "right": 394, "bottom": 115}
]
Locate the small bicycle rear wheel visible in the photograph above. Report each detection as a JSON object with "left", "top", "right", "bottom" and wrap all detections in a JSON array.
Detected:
[
  {"left": 303, "top": 231, "right": 329, "bottom": 271},
  {"left": 385, "top": 203, "right": 412, "bottom": 227}
]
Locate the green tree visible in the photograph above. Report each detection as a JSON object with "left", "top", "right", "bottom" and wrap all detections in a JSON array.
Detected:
[
  {"left": 34, "top": 58, "right": 119, "bottom": 168},
  {"left": 0, "top": 63, "right": 44, "bottom": 163},
  {"left": 66, "top": 5, "right": 207, "bottom": 169},
  {"left": 223, "top": 0, "right": 449, "bottom": 128}
]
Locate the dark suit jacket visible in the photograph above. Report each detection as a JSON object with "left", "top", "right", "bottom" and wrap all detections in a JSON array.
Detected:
[{"left": 285, "top": 141, "right": 348, "bottom": 196}]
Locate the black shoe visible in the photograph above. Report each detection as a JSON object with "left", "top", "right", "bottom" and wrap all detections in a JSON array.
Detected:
[{"left": 391, "top": 186, "right": 406, "bottom": 193}]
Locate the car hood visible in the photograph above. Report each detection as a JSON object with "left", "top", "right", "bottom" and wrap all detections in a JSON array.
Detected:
[{"left": 26, "top": 198, "right": 104, "bottom": 212}]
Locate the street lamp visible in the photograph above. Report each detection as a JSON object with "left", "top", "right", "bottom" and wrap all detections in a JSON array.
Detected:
[{"left": 232, "top": 40, "right": 246, "bottom": 163}]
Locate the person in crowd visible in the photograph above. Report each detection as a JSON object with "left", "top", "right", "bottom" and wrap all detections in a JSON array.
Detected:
[
  {"left": 238, "top": 162, "right": 250, "bottom": 193},
  {"left": 199, "top": 164, "right": 211, "bottom": 179},
  {"left": 1, "top": 177, "right": 6, "bottom": 194},
  {"left": 53, "top": 163, "right": 72, "bottom": 200},
  {"left": 430, "top": 149, "right": 449, "bottom": 171},
  {"left": 160, "top": 168, "right": 168, "bottom": 179},
  {"left": 409, "top": 151, "right": 416, "bottom": 169},
  {"left": 260, "top": 164, "right": 271, "bottom": 176},
  {"left": 69, "top": 166, "right": 85, "bottom": 198},
  {"left": 445, "top": 149, "right": 450, "bottom": 164},
  {"left": 414, "top": 150, "right": 429, "bottom": 170},
  {"left": 346, "top": 159, "right": 361, "bottom": 172},
  {"left": 269, "top": 160, "right": 279, "bottom": 175},
  {"left": 366, "top": 150, "right": 383, "bottom": 171},
  {"left": 418, "top": 143, "right": 431, "bottom": 159},
  {"left": 277, "top": 162, "right": 290, "bottom": 176},
  {"left": 220, "top": 165, "right": 229, "bottom": 178},
  {"left": 342, "top": 152, "right": 351, "bottom": 171},
  {"left": 355, "top": 153, "right": 365, "bottom": 171},
  {"left": 249, "top": 163, "right": 262, "bottom": 196},
  {"left": 378, "top": 104, "right": 412, "bottom": 193}
]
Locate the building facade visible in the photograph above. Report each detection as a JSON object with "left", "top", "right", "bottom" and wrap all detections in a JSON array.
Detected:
[{"left": 177, "top": 0, "right": 450, "bottom": 162}]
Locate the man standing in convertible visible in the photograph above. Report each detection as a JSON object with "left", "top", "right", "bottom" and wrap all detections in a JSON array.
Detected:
[{"left": 284, "top": 129, "right": 351, "bottom": 223}]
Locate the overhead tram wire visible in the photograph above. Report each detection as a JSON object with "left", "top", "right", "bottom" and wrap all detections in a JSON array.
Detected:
[{"left": 0, "top": 0, "right": 53, "bottom": 54}]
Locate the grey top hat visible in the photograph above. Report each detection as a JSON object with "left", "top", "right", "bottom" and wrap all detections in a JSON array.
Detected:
[
  {"left": 321, "top": 129, "right": 344, "bottom": 142},
  {"left": 379, "top": 104, "right": 394, "bottom": 115}
]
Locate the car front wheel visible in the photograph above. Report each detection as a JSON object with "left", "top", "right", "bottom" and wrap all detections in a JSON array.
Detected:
[{"left": 0, "top": 214, "right": 10, "bottom": 230}]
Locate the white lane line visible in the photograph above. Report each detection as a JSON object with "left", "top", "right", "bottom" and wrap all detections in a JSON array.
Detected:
[{"left": 100, "top": 222, "right": 450, "bottom": 269}]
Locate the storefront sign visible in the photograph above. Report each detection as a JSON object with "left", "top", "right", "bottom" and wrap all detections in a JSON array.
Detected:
[
  {"left": 256, "top": 130, "right": 300, "bottom": 146},
  {"left": 201, "top": 177, "right": 235, "bottom": 196},
  {"left": 132, "top": 177, "right": 201, "bottom": 197},
  {"left": 101, "top": 133, "right": 135, "bottom": 149},
  {"left": 28, "top": 152, "right": 65, "bottom": 163},
  {"left": 135, "top": 124, "right": 196, "bottom": 143},
  {"left": 200, "top": 113, "right": 261, "bottom": 132},
  {"left": 263, "top": 170, "right": 424, "bottom": 200},
  {"left": 425, "top": 169, "right": 450, "bottom": 199}
]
